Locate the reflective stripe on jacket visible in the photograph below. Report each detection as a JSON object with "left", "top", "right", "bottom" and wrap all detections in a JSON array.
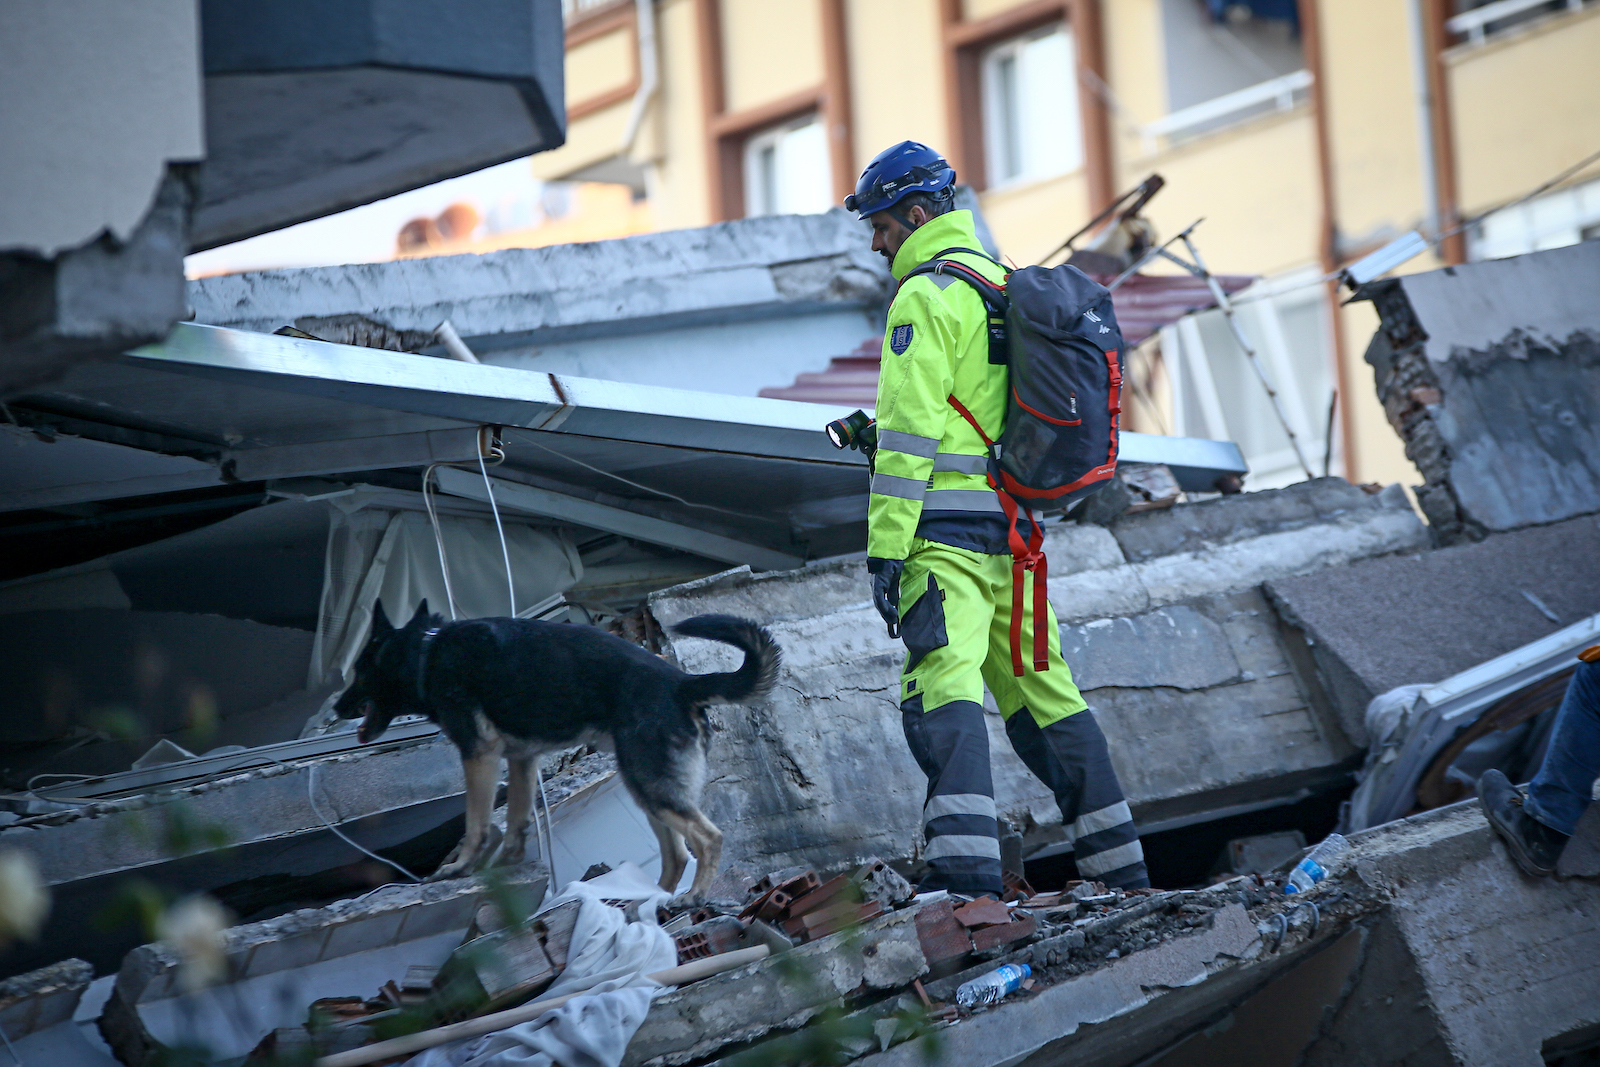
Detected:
[{"left": 868, "top": 210, "right": 1008, "bottom": 561}]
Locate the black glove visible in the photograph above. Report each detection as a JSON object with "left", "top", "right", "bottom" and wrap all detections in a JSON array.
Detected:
[{"left": 867, "top": 557, "right": 905, "bottom": 638}]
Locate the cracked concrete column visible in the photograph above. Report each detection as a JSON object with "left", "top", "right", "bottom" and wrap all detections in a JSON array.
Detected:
[{"left": 0, "top": 0, "right": 203, "bottom": 394}]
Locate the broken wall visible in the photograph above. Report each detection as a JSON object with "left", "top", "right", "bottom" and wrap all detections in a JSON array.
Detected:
[
  {"left": 649, "top": 479, "right": 1426, "bottom": 882},
  {"left": 1361, "top": 241, "right": 1600, "bottom": 543}
]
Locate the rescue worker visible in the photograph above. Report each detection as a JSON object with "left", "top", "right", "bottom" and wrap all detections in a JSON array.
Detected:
[{"left": 846, "top": 141, "right": 1149, "bottom": 896}]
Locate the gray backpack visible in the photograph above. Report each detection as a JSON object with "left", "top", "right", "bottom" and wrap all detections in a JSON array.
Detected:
[{"left": 905, "top": 249, "right": 1126, "bottom": 673}]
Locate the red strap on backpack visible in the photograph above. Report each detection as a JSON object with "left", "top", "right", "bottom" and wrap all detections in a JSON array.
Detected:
[{"left": 947, "top": 395, "right": 1050, "bottom": 677}]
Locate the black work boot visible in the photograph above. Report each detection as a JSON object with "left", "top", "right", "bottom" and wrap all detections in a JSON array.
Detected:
[{"left": 1479, "top": 769, "right": 1569, "bottom": 877}]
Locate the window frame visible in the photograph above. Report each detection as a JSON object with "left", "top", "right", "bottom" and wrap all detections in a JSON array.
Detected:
[
  {"left": 979, "top": 24, "right": 1084, "bottom": 190},
  {"left": 739, "top": 113, "right": 831, "bottom": 219}
]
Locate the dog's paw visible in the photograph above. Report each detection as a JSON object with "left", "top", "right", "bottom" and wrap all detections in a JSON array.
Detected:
[
  {"left": 428, "top": 827, "right": 503, "bottom": 881},
  {"left": 499, "top": 830, "right": 529, "bottom": 866},
  {"left": 667, "top": 891, "right": 706, "bottom": 910},
  {"left": 426, "top": 860, "right": 471, "bottom": 883}
]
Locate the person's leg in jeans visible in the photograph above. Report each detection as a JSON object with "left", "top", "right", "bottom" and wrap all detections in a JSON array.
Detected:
[
  {"left": 1525, "top": 660, "right": 1600, "bottom": 836},
  {"left": 1480, "top": 658, "right": 1600, "bottom": 875}
]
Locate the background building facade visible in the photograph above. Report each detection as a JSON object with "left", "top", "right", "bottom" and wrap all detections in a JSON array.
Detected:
[{"left": 540, "top": 0, "right": 1600, "bottom": 490}]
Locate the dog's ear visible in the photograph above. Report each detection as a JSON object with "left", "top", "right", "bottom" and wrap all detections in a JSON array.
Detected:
[
  {"left": 407, "top": 599, "right": 432, "bottom": 629},
  {"left": 373, "top": 600, "right": 396, "bottom": 635}
]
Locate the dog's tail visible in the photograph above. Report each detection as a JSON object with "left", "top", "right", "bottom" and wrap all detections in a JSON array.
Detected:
[{"left": 672, "top": 614, "right": 781, "bottom": 707}]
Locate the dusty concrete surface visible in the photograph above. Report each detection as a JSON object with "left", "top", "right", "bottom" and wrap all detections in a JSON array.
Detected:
[
  {"left": 101, "top": 863, "right": 547, "bottom": 1066},
  {"left": 1343, "top": 803, "right": 1600, "bottom": 1066},
  {"left": 1361, "top": 241, "right": 1600, "bottom": 543},
  {"left": 3, "top": 741, "right": 612, "bottom": 979},
  {"left": 187, "top": 210, "right": 887, "bottom": 338},
  {"left": 1267, "top": 514, "right": 1600, "bottom": 744},
  {"left": 650, "top": 480, "right": 1420, "bottom": 880},
  {"left": 625, "top": 906, "right": 927, "bottom": 1067}
]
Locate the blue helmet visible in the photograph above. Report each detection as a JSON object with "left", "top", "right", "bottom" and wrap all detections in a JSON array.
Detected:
[{"left": 844, "top": 141, "right": 956, "bottom": 221}]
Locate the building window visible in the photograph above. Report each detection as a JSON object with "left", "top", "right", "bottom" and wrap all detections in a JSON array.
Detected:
[
  {"left": 981, "top": 26, "right": 1082, "bottom": 188},
  {"left": 1449, "top": 0, "right": 1590, "bottom": 46},
  {"left": 743, "top": 116, "right": 833, "bottom": 217},
  {"left": 1151, "top": 0, "right": 1305, "bottom": 145},
  {"left": 1161, "top": 268, "right": 1337, "bottom": 489},
  {"left": 1471, "top": 177, "right": 1600, "bottom": 261}
]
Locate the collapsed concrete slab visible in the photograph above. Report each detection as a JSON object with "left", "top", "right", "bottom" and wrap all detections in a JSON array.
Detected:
[
  {"left": 1359, "top": 240, "right": 1600, "bottom": 543},
  {"left": 2, "top": 741, "right": 612, "bottom": 980},
  {"left": 1323, "top": 803, "right": 1600, "bottom": 1066},
  {"left": 649, "top": 479, "right": 1424, "bottom": 881},
  {"left": 1267, "top": 513, "right": 1600, "bottom": 745},
  {"left": 624, "top": 906, "right": 928, "bottom": 1067},
  {"left": 100, "top": 864, "right": 548, "bottom": 1065},
  {"left": 187, "top": 210, "right": 890, "bottom": 398}
]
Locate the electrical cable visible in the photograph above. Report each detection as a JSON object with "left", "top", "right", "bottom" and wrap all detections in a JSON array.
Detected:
[
  {"left": 0, "top": 1018, "right": 22, "bottom": 1066},
  {"left": 421, "top": 463, "right": 460, "bottom": 621},
  {"left": 1437, "top": 144, "right": 1600, "bottom": 246},
  {"left": 507, "top": 429, "right": 761, "bottom": 521},
  {"left": 306, "top": 761, "right": 422, "bottom": 883},
  {"left": 479, "top": 452, "right": 517, "bottom": 617},
  {"left": 25, "top": 772, "right": 96, "bottom": 792}
]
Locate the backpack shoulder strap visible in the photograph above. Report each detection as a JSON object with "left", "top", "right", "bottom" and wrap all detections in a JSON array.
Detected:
[{"left": 905, "top": 254, "right": 1010, "bottom": 365}]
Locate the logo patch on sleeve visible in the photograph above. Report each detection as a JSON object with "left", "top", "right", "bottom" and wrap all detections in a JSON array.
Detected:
[{"left": 889, "top": 324, "right": 915, "bottom": 355}]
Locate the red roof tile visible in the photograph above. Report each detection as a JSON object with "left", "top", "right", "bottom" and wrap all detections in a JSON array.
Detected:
[{"left": 759, "top": 272, "right": 1253, "bottom": 408}]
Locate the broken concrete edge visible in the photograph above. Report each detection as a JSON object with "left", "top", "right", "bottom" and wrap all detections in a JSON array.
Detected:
[
  {"left": 0, "top": 734, "right": 448, "bottom": 834},
  {"left": 635, "top": 871, "right": 1389, "bottom": 1067},
  {"left": 95, "top": 863, "right": 549, "bottom": 1066},
  {"left": 5, "top": 738, "right": 612, "bottom": 888},
  {"left": 0, "top": 957, "right": 94, "bottom": 1041},
  {"left": 186, "top": 209, "right": 888, "bottom": 341},
  {"left": 625, "top": 904, "right": 928, "bottom": 1067},
  {"left": 110, "top": 862, "right": 548, "bottom": 1007},
  {"left": 692, "top": 884, "right": 1381, "bottom": 1067},
  {"left": 1, "top": 164, "right": 197, "bottom": 397},
  {"left": 651, "top": 482, "right": 1426, "bottom": 637},
  {"left": 1358, "top": 243, "right": 1600, "bottom": 544}
]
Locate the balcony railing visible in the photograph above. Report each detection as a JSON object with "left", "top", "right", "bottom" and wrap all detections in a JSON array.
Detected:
[
  {"left": 1447, "top": 0, "right": 1585, "bottom": 45},
  {"left": 1141, "top": 69, "right": 1312, "bottom": 152}
]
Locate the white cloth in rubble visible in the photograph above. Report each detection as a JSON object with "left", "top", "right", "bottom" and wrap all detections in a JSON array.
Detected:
[{"left": 404, "top": 863, "right": 677, "bottom": 1067}]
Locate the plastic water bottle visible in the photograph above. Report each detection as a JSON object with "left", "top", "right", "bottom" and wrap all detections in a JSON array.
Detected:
[
  {"left": 955, "top": 963, "right": 1031, "bottom": 1008},
  {"left": 1283, "top": 833, "right": 1350, "bottom": 893}
]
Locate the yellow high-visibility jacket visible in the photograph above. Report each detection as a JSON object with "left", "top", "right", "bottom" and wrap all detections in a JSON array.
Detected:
[{"left": 869, "top": 210, "right": 1009, "bottom": 561}]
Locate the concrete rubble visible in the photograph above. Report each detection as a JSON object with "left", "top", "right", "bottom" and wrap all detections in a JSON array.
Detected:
[
  {"left": 3, "top": 744, "right": 613, "bottom": 981},
  {"left": 2, "top": 203, "right": 1598, "bottom": 1067},
  {"left": 650, "top": 477, "right": 1423, "bottom": 880},
  {"left": 61, "top": 798, "right": 1579, "bottom": 1067}
]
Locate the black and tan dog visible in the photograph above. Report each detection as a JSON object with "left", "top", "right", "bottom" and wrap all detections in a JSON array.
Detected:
[{"left": 334, "top": 600, "right": 780, "bottom": 901}]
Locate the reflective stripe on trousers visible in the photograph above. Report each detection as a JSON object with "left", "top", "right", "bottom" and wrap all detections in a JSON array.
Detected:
[
  {"left": 1004, "top": 708, "right": 1148, "bottom": 889},
  {"left": 902, "top": 699, "right": 1002, "bottom": 896}
]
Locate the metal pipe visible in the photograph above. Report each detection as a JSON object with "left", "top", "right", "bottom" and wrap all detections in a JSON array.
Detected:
[
  {"left": 1174, "top": 233, "right": 1316, "bottom": 481},
  {"left": 621, "top": 0, "right": 659, "bottom": 151},
  {"left": 1407, "top": 0, "right": 1441, "bottom": 243}
]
